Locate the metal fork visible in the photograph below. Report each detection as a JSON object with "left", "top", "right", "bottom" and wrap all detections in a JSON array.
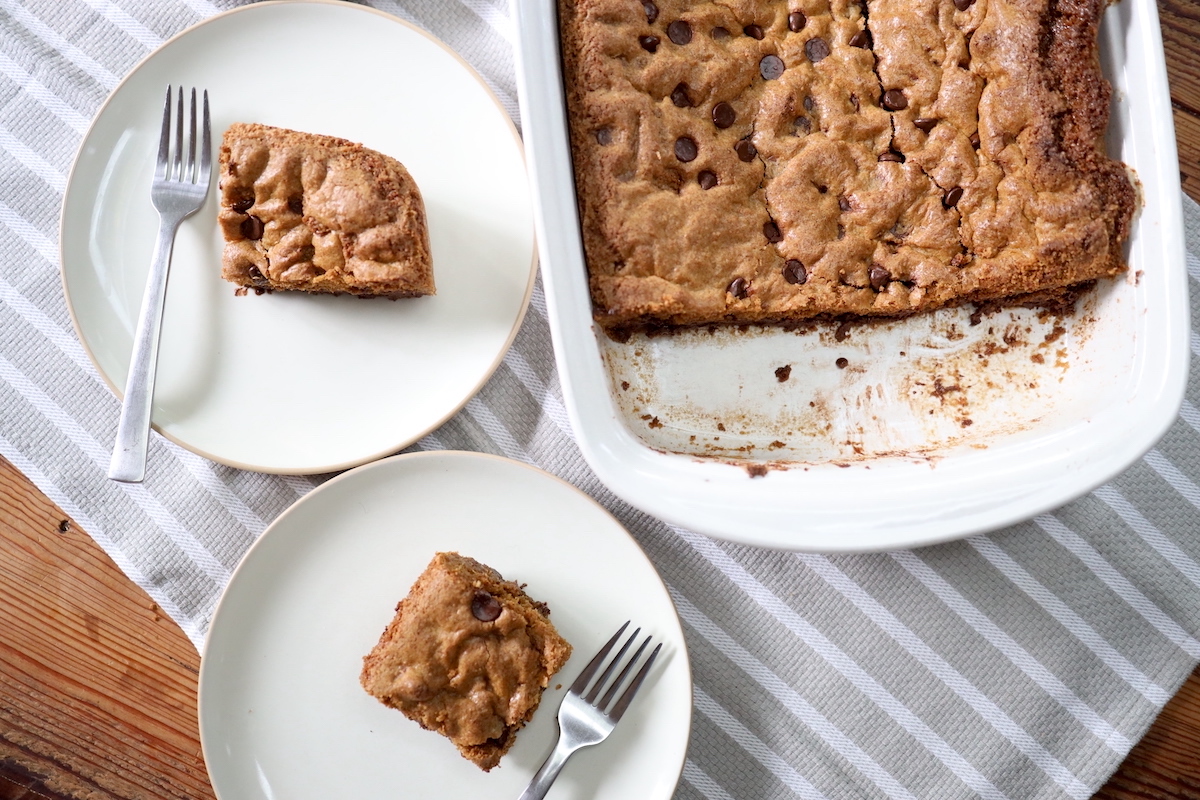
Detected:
[
  {"left": 108, "top": 86, "right": 211, "bottom": 483},
  {"left": 518, "top": 622, "right": 661, "bottom": 800}
]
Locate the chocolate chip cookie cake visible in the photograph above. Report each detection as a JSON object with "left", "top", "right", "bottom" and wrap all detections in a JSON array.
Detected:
[
  {"left": 218, "top": 123, "right": 434, "bottom": 298},
  {"left": 360, "top": 552, "right": 572, "bottom": 771},
  {"left": 559, "top": 0, "right": 1135, "bottom": 331}
]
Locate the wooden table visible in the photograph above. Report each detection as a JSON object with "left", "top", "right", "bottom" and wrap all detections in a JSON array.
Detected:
[{"left": 3, "top": 6, "right": 1200, "bottom": 798}]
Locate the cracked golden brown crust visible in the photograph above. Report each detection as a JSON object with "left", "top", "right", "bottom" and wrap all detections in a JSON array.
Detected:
[
  {"left": 359, "top": 552, "right": 572, "bottom": 771},
  {"left": 218, "top": 123, "right": 434, "bottom": 298},
  {"left": 560, "top": 0, "right": 1135, "bottom": 331}
]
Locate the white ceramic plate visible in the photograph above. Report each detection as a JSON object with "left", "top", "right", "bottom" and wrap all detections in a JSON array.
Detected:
[
  {"left": 60, "top": 1, "right": 536, "bottom": 474},
  {"left": 513, "top": 0, "right": 1190, "bottom": 551},
  {"left": 198, "top": 451, "right": 691, "bottom": 800}
]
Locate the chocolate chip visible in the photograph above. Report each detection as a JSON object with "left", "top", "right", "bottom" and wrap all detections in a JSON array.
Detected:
[
  {"left": 712, "top": 26, "right": 731, "bottom": 39},
  {"left": 803, "top": 95, "right": 815, "bottom": 112},
  {"left": 760, "top": 54, "right": 785, "bottom": 80},
  {"left": 763, "top": 221, "right": 783, "bottom": 243},
  {"left": 698, "top": 170, "right": 718, "bottom": 189},
  {"left": 838, "top": 194, "right": 852, "bottom": 211},
  {"left": 970, "top": 131, "right": 981, "bottom": 149},
  {"left": 881, "top": 89, "right": 908, "bottom": 110},
  {"left": 794, "top": 116, "right": 811, "bottom": 134},
  {"left": 734, "top": 138, "right": 757, "bottom": 162},
  {"left": 805, "top": 37, "right": 830, "bottom": 62},
  {"left": 671, "top": 82, "right": 692, "bottom": 107},
  {"left": 878, "top": 150, "right": 904, "bottom": 162},
  {"left": 954, "top": 0, "right": 976, "bottom": 10},
  {"left": 639, "top": 35, "right": 659, "bottom": 52},
  {"left": 712, "top": 101, "right": 736, "bottom": 128},
  {"left": 849, "top": 94, "right": 860, "bottom": 111},
  {"left": 728, "top": 277, "right": 750, "bottom": 298},
  {"left": 675, "top": 135, "right": 698, "bottom": 162},
  {"left": 240, "top": 215, "right": 264, "bottom": 240},
  {"left": 471, "top": 590, "right": 502, "bottom": 622},
  {"left": 287, "top": 196, "right": 303, "bottom": 215},
  {"left": 246, "top": 264, "right": 269, "bottom": 287},
  {"left": 943, "top": 186, "right": 964, "bottom": 208},
  {"left": 869, "top": 264, "right": 892, "bottom": 291},
  {"left": 836, "top": 357, "right": 849, "bottom": 369},
  {"left": 776, "top": 365, "right": 792, "bottom": 381},
  {"left": 231, "top": 192, "right": 254, "bottom": 213},
  {"left": 788, "top": 11, "right": 807, "bottom": 31},
  {"left": 849, "top": 30, "right": 870, "bottom": 48},
  {"left": 643, "top": 0, "right": 658, "bottom": 22},
  {"left": 783, "top": 259, "right": 807, "bottom": 284},
  {"left": 743, "top": 24, "right": 765, "bottom": 40},
  {"left": 668, "top": 19, "right": 692, "bottom": 44},
  {"left": 914, "top": 117, "right": 938, "bottom": 132},
  {"left": 596, "top": 127, "right": 613, "bottom": 145}
]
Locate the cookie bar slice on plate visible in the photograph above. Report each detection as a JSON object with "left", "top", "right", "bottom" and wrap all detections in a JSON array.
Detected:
[
  {"left": 360, "top": 552, "right": 573, "bottom": 771},
  {"left": 217, "top": 122, "right": 434, "bottom": 298}
]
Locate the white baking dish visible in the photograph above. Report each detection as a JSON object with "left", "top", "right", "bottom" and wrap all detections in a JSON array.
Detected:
[{"left": 512, "top": 0, "right": 1190, "bottom": 551}]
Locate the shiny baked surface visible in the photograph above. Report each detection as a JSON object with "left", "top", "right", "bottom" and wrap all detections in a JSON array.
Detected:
[{"left": 560, "top": 0, "right": 1136, "bottom": 329}]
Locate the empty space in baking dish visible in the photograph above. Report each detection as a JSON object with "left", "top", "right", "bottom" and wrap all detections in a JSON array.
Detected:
[{"left": 601, "top": 277, "right": 1134, "bottom": 463}]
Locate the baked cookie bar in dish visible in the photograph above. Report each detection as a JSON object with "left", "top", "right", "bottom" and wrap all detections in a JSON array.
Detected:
[
  {"left": 559, "top": 0, "right": 1135, "bottom": 331},
  {"left": 360, "top": 552, "right": 572, "bottom": 771},
  {"left": 218, "top": 123, "right": 434, "bottom": 298}
]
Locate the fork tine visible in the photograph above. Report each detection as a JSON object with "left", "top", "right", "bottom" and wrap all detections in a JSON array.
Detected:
[
  {"left": 607, "top": 641, "right": 661, "bottom": 722},
  {"left": 597, "top": 634, "right": 650, "bottom": 710},
  {"left": 199, "top": 90, "right": 211, "bottom": 188},
  {"left": 187, "top": 88, "right": 197, "bottom": 183},
  {"left": 173, "top": 85, "right": 183, "bottom": 180},
  {"left": 155, "top": 86, "right": 171, "bottom": 181},
  {"left": 584, "top": 627, "right": 639, "bottom": 703},
  {"left": 569, "top": 621, "right": 628, "bottom": 694}
]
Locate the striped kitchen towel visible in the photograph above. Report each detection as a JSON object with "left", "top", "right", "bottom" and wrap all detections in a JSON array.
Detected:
[{"left": 2, "top": 1, "right": 1199, "bottom": 798}]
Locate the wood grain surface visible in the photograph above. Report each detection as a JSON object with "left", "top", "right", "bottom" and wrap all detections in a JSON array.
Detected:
[
  {"left": 1, "top": 2, "right": 1199, "bottom": 797},
  {"left": 0, "top": 456, "right": 214, "bottom": 800},
  {"left": 1161, "top": 0, "right": 1200, "bottom": 200}
]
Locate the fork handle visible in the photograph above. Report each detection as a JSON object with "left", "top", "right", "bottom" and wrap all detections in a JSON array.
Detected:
[
  {"left": 517, "top": 738, "right": 578, "bottom": 800},
  {"left": 108, "top": 213, "right": 182, "bottom": 483}
]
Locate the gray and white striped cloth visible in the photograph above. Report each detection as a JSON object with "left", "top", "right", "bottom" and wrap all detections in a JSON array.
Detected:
[{"left": 3, "top": 1, "right": 1200, "bottom": 797}]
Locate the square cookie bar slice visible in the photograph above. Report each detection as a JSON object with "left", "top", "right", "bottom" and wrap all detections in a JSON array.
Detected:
[
  {"left": 218, "top": 122, "right": 434, "bottom": 298},
  {"left": 360, "top": 552, "right": 572, "bottom": 771}
]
